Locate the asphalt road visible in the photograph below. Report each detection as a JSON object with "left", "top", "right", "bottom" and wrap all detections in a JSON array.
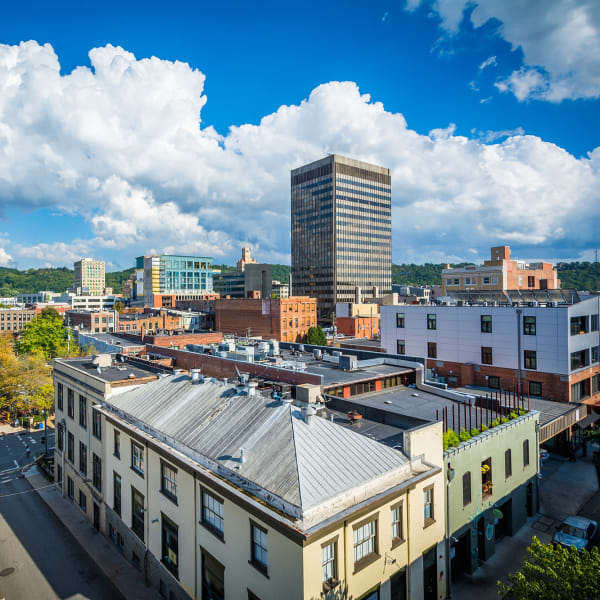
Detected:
[{"left": 0, "top": 430, "right": 123, "bottom": 600}]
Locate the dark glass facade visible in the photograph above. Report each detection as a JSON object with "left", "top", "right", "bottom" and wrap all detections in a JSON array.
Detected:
[{"left": 291, "top": 155, "right": 391, "bottom": 322}]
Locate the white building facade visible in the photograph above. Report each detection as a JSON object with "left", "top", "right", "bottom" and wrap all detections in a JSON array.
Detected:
[{"left": 380, "top": 297, "right": 600, "bottom": 404}]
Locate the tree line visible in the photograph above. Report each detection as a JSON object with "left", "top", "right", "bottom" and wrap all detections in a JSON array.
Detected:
[
  {"left": 0, "top": 266, "right": 135, "bottom": 296},
  {"left": 0, "top": 261, "right": 598, "bottom": 296}
]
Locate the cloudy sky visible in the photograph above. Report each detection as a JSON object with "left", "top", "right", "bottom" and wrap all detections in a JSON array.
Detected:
[{"left": 1, "top": 0, "right": 599, "bottom": 270}]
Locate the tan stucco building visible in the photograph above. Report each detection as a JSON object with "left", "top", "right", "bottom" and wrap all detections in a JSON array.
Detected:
[{"left": 441, "top": 246, "right": 559, "bottom": 295}]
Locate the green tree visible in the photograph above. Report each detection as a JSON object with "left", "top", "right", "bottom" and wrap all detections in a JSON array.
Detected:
[
  {"left": 40, "top": 306, "right": 61, "bottom": 320},
  {"left": 114, "top": 301, "right": 125, "bottom": 314},
  {"left": 498, "top": 537, "right": 600, "bottom": 600},
  {"left": 16, "top": 313, "right": 67, "bottom": 358},
  {"left": 306, "top": 326, "right": 327, "bottom": 346}
]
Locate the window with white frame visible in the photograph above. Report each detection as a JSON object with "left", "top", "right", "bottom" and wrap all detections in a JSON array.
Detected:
[
  {"left": 353, "top": 519, "right": 377, "bottom": 564},
  {"left": 391, "top": 504, "right": 403, "bottom": 542},
  {"left": 322, "top": 540, "right": 337, "bottom": 583}
]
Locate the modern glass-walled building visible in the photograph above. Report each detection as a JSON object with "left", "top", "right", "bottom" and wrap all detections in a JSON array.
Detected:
[
  {"left": 291, "top": 154, "right": 392, "bottom": 322},
  {"left": 135, "top": 255, "right": 213, "bottom": 305}
]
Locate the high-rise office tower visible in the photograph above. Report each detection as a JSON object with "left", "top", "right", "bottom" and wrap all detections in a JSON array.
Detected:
[
  {"left": 291, "top": 155, "right": 392, "bottom": 322},
  {"left": 73, "top": 258, "right": 106, "bottom": 296}
]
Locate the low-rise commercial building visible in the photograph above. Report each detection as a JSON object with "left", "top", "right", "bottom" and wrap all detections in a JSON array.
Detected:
[
  {"left": 335, "top": 315, "right": 380, "bottom": 339},
  {"left": 17, "top": 291, "right": 62, "bottom": 304},
  {"left": 215, "top": 297, "right": 317, "bottom": 342},
  {"left": 380, "top": 293, "right": 600, "bottom": 406},
  {"left": 117, "top": 311, "right": 181, "bottom": 334},
  {"left": 0, "top": 307, "right": 36, "bottom": 333},
  {"left": 441, "top": 246, "right": 559, "bottom": 295},
  {"left": 66, "top": 310, "right": 118, "bottom": 333}
]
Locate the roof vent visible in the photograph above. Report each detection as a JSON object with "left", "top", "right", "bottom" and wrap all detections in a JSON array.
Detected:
[
  {"left": 302, "top": 405, "right": 317, "bottom": 425},
  {"left": 190, "top": 369, "right": 202, "bottom": 384},
  {"left": 313, "top": 349, "right": 322, "bottom": 360},
  {"left": 246, "top": 381, "right": 258, "bottom": 397},
  {"left": 173, "top": 368, "right": 184, "bottom": 376}
]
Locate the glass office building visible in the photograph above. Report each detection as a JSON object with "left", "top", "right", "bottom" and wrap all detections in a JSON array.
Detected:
[
  {"left": 291, "top": 155, "right": 392, "bottom": 322},
  {"left": 135, "top": 255, "right": 213, "bottom": 304}
]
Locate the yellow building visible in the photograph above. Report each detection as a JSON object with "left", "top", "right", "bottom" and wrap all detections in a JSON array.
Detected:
[{"left": 52, "top": 358, "right": 446, "bottom": 600}]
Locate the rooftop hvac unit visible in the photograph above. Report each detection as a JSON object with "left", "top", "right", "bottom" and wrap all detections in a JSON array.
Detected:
[{"left": 339, "top": 355, "right": 358, "bottom": 371}]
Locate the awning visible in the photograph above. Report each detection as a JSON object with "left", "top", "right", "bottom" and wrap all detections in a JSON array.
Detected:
[{"left": 574, "top": 412, "right": 600, "bottom": 429}]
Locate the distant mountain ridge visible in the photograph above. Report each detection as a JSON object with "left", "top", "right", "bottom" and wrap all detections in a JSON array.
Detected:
[{"left": 0, "top": 261, "right": 597, "bottom": 296}]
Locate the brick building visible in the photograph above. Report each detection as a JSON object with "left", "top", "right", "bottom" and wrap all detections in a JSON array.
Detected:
[
  {"left": 214, "top": 297, "right": 317, "bottom": 342},
  {"left": 442, "top": 246, "right": 560, "bottom": 295},
  {"left": 34, "top": 303, "right": 72, "bottom": 317},
  {"left": 335, "top": 315, "right": 380, "bottom": 339},
  {"left": 117, "top": 310, "right": 181, "bottom": 334},
  {"left": 66, "top": 310, "right": 117, "bottom": 333},
  {"left": 0, "top": 308, "right": 36, "bottom": 333}
]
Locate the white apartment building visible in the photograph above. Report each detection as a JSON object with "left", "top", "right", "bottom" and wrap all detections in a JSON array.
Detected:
[
  {"left": 380, "top": 296, "right": 600, "bottom": 405},
  {"left": 53, "top": 357, "right": 447, "bottom": 600}
]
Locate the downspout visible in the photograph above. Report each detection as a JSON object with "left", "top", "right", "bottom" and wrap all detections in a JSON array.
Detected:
[
  {"left": 406, "top": 489, "right": 411, "bottom": 596},
  {"left": 144, "top": 440, "right": 150, "bottom": 586},
  {"left": 61, "top": 418, "right": 66, "bottom": 498},
  {"left": 446, "top": 463, "right": 455, "bottom": 599},
  {"left": 194, "top": 474, "right": 198, "bottom": 599},
  {"left": 343, "top": 520, "right": 348, "bottom": 592},
  {"left": 516, "top": 309, "right": 523, "bottom": 395}
]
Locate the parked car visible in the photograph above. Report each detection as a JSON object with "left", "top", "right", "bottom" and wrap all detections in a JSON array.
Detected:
[{"left": 552, "top": 516, "right": 598, "bottom": 551}]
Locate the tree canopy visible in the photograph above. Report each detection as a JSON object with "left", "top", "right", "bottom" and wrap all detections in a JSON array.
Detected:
[
  {"left": 306, "top": 326, "right": 328, "bottom": 346},
  {"left": 498, "top": 536, "right": 600, "bottom": 600},
  {"left": 16, "top": 311, "right": 68, "bottom": 358},
  {"left": 0, "top": 335, "right": 54, "bottom": 417}
]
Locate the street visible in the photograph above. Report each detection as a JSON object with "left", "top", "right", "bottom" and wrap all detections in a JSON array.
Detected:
[{"left": 0, "top": 430, "right": 123, "bottom": 600}]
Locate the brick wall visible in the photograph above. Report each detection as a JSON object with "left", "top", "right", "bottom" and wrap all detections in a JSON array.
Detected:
[
  {"left": 426, "top": 358, "right": 571, "bottom": 402},
  {"left": 335, "top": 316, "right": 380, "bottom": 339},
  {"left": 146, "top": 345, "right": 322, "bottom": 385}
]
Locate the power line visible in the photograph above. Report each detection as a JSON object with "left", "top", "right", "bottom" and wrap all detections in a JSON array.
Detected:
[{"left": 0, "top": 482, "right": 57, "bottom": 499}]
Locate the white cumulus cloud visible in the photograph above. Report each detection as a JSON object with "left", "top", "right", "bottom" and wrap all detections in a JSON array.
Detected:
[
  {"left": 408, "top": 0, "right": 600, "bottom": 102},
  {"left": 0, "top": 41, "right": 599, "bottom": 268}
]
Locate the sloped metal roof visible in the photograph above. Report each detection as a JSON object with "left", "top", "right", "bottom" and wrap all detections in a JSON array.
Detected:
[{"left": 105, "top": 374, "right": 416, "bottom": 520}]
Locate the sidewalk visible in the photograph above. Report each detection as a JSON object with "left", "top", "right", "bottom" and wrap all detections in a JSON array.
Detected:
[
  {"left": 451, "top": 454, "right": 598, "bottom": 599},
  {"left": 0, "top": 422, "right": 26, "bottom": 434},
  {"left": 24, "top": 465, "right": 162, "bottom": 600}
]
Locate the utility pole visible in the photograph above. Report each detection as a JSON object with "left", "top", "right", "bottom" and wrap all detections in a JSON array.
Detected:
[{"left": 43, "top": 408, "right": 48, "bottom": 456}]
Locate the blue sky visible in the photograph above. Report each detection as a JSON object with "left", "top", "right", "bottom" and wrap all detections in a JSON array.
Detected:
[{"left": 0, "top": 0, "right": 599, "bottom": 270}]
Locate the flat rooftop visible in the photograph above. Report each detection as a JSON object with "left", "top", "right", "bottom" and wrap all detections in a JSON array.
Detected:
[
  {"left": 328, "top": 386, "right": 455, "bottom": 425},
  {"left": 54, "top": 355, "right": 160, "bottom": 384},
  {"left": 321, "top": 406, "right": 406, "bottom": 448},
  {"left": 277, "top": 347, "right": 412, "bottom": 387},
  {"left": 79, "top": 332, "right": 144, "bottom": 348}
]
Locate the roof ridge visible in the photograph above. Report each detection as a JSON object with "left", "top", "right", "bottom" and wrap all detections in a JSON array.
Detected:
[{"left": 289, "top": 406, "right": 303, "bottom": 509}]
